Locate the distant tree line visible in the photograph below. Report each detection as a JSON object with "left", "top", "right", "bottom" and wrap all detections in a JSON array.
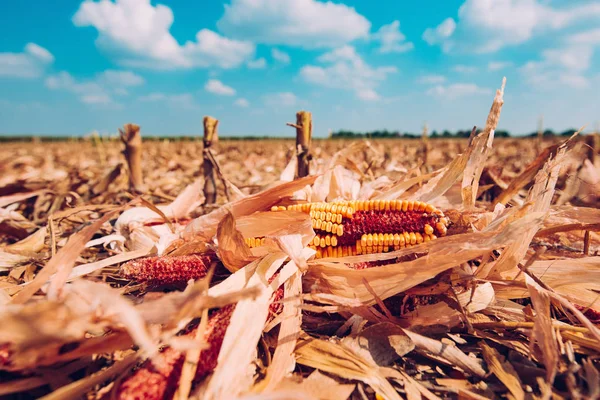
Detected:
[
  {"left": 330, "top": 128, "right": 580, "bottom": 139},
  {"left": 0, "top": 128, "right": 583, "bottom": 142}
]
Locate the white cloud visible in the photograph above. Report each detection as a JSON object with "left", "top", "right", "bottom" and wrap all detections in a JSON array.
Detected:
[
  {"left": 45, "top": 71, "right": 112, "bottom": 104},
  {"left": 99, "top": 69, "right": 145, "bottom": 86},
  {"left": 422, "top": 18, "right": 456, "bottom": 47},
  {"left": 205, "top": 79, "right": 236, "bottom": 96},
  {"left": 373, "top": 20, "right": 414, "bottom": 54},
  {"left": 568, "top": 28, "right": 600, "bottom": 45},
  {"left": 271, "top": 48, "right": 291, "bottom": 64},
  {"left": 453, "top": 65, "right": 478, "bottom": 74},
  {"left": 263, "top": 92, "right": 297, "bottom": 107},
  {"left": 247, "top": 58, "right": 266, "bottom": 69},
  {"left": 0, "top": 43, "right": 54, "bottom": 78},
  {"left": 234, "top": 98, "right": 250, "bottom": 107},
  {"left": 45, "top": 69, "right": 143, "bottom": 104},
  {"left": 217, "top": 0, "right": 370, "bottom": 48},
  {"left": 73, "top": 0, "right": 254, "bottom": 69},
  {"left": 417, "top": 74, "right": 446, "bottom": 84},
  {"left": 139, "top": 92, "right": 197, "bottom": 108},
  {"left": 426, "top": 83, "right": 491, "bottom": 99},
  {"left": 424, "top": 0, "right": 600, "bottom": 53},
  {"left": 520, "top": 44, "right": 593, "bottom": 89},
  {"left": 488, "top": 61, "right": 513, "bottom": 71},
  {"left": 300, "top": 45, "right": 397, "bottom": 101}
]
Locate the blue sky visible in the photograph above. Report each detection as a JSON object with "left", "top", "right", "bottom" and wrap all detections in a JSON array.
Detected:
[{"left": 1, "top": 0, "right": 599, "bottom": 137}]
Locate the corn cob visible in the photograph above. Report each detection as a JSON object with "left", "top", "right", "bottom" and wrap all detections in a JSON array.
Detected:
[
  {"left": 113, "top": 287, "right": 284, "bottom": 400},
  {"left": 246, "top": 200, "right": 450, "bottom": 259},
  {"left": 120, "top": 253, "right": 215, "bottom": 286}
]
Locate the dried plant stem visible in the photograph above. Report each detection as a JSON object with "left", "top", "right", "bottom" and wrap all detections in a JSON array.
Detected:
[
  {"left": 421, "top": 122, "right": 429, "bottom": 171},
  {"left": 473, "top": 321, "right": 590, "bottom": 333},
  {"left": 287, "top": 111, "right": 312, "bottom": 178},
  {"left": 583, "top": 230, "right": 590, "bottom": 255},
  {"left": 203, "top": 116, "right": 219, "bottom": 205},
  {"left": 119, "top": 123, "right": 145, "bottom": 194},
  {"left": 585, "top": 132, "right": 598, "bottom": 166}
]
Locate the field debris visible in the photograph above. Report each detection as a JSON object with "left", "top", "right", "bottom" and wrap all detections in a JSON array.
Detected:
[{"left": 1, "top": 79, "right": 599, "bottom": 399}]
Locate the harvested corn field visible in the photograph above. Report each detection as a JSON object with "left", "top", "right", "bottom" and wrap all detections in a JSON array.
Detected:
[{"left": 1, "top": 83, "right": 600, "bottom": 400}]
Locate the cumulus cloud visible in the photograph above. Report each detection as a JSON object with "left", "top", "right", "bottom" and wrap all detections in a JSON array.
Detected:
[
  {"left": 234, "top": 98, "right": 249, "bottom": 107},
  {"left": 488, "top": 61, "right": 513, "bottom": 71},
  {"left": 426, "top": 83, "right": 491, "bottom": 99},
  {"left": 0, "top": 43, "right": 54, "bottom": 78},
  {"left": 424, "top": 0, "right": 600, "bottom": 53},
  {"left": 416, "top": 74, "right": 446, "bottom": 84},
  {"left": 520, "top": 44, "right": 594, "bottom": 89},
  {"left": 99, "top": 69, "right": 145, "bottom": 86},
  {"left": 453, "top": 65, "right": 478, "bottom": 74},
  {"left": 45, "top": 69, "right": 144, "bottom": 105},
  {"left": 263, "top": 92, "right": 297, "bottom": 107},
  {"left": 217, "top": 0, "right": 370, "bottom": 48},
  {"left": 373, "top": 20, "right": 414, "bottom": 54},
  {"left": 422, "top": 18, "right": 456, "bottom": 47},
  {"left": 205, "top": 79, "right": 236, "bottom": 96},
  {"left": 45, "top": 72, "right": 111, "bottom": 104},
  {"left": 300, "top": 45, "right": 397, "bottom": 101},
  {"left": 271, "top": 48, "right": 291, "bottom": 64},
  {"left": 73, "top": 0, "right": 254, "bottom": 69},
  {"left": 247, "top": 58, "right": 266, "bottom": 69},
  {"left": 139, "top": 92, "right": 197, "bottom": 108}
]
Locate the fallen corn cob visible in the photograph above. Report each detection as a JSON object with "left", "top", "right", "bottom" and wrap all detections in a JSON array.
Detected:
[
  {"left": 114, "top": 288, "right": 284, "bottom": 400},
  {"left": 120, "top": 253, "right": 216, "bottom": 286},
  {"left": 246, "top": 199, "right": 449, "bottom": 259}
]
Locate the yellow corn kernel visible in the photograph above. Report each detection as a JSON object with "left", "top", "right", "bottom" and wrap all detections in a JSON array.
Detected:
[
  {"left": 392, "top": 233, "right": 400, "bottom": 246},
  {"left": 415, "top": 232, "right": 423, "bottom": 244},
  {"left": 366, "top": 234, "right": 374, "bottom": 246},
  {"left": 325, "top": 235, "right": 331, "bottom": 246},
  {"left": 409, "top": 232, "right": 417, "bottom": 245},
  {"left": 378, "top": 233, "right": 384, "bottom": 246},
  {"left": 403, "top": 232, "right": 411, "bottom": 245},
  {"left": 335, "top": 214, "right": 342, "bottom": 224},
  {"left": 325, "top": 221, "right": 332, "bottom": 232},
  {"left": 361, "top": 234, "right": 368, "bottom": 247},
  {"left": 424, "top": 224, "right": 434, "bottom": 235},
  {"left": 401, "top": 200, "right": 409, "bottom": 212},
  {"left": 331, "top": 235, "right": 338, "bottom": 247},
  {"left": 320, "top": 238, "right": 326, "bottom": 248},
  {"left": 325, "top": 212, "right": 331, "bottom": 222},
  {"left": 312, "top": 236, "right": 320, "bottom": 246},
  {"left": 407, "top": 200, "right": 414, "bottom": 211},
  {"left": 425, "top": 203, "right": 435, "bottom": 213},
  {"left": 424, "top": 235, "right": 431, "bottom": 242},
  {"left": 337, "top": 225, "right": 344, "bottom": 236},
  {"left": 325, "top": 203, "right": 332, "bottom": 212},
  {"left": 372, "top": 234, "right": 379, "bottom": 246},
  {"left": 315, "top": 220, "right": 322, "bottom": 229},
  {"left": 374, "top": 200, "right": 382, "bottom": 211}
]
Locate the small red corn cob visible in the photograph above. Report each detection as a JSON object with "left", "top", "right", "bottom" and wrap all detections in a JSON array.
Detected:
[{"left": 120, "top": 253, "right": 216, "bottom": 286}]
